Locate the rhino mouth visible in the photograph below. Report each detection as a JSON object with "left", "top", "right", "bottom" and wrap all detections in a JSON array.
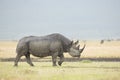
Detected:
[{"left": 69, "top": 48, "right": 80, "bottom": 57}]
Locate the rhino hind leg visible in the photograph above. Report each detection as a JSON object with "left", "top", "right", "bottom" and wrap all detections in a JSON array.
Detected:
[
  {"left": 14, "top": 54, "right": 22, "bottom": 66},
  {"left": 25, "top": 53, "right": 34, "bottom": 66}
]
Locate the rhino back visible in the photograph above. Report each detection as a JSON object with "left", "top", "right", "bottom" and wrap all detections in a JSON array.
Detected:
[{"left": 46, "top": 33, "right": 72, "bottom": 52}]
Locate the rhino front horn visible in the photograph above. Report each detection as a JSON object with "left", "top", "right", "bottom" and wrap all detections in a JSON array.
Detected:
[{"left": 79, "top": 44, "right": 86, "bottom": 53}]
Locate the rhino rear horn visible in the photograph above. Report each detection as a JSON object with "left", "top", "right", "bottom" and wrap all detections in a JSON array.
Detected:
[{"left": 77, "top": 45, "right": 80, "bottom": 50}]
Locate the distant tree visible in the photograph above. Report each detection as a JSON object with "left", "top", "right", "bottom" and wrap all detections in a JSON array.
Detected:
[{"left": 100, "top": 40, "right": 104, "bottom": 44}]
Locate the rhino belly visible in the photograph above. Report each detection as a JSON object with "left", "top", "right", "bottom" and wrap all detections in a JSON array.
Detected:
[
  {"left": 29, "top": 42, "right": 51, "bottom": 57},
  {"left": 29, "top": 48, "right": 51, "bottom": 57}
]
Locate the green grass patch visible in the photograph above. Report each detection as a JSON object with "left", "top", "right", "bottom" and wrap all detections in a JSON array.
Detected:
[
  {"left": 81, "top": 60, "right": 92, "bottom": 63},
  {"left": 0, "top": 62, "right": 120, "bottom": 80}
]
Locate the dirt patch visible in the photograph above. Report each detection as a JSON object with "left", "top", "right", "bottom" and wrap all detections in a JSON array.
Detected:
[{"left": 0, "top": 57, "right": 120, "bottom": 62}]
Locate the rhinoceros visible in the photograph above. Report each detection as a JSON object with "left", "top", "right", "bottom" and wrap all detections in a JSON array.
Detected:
[{"left": 14, "top": 33, "right": 85, "bottom": 66}]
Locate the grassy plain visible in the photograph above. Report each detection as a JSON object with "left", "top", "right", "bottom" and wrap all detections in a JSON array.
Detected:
[
  {"left": 0, "top": 40, "right": 120, "bottom": 80},
  {"left": 0, "top": 62, "right": 120, "bottom": 80}
]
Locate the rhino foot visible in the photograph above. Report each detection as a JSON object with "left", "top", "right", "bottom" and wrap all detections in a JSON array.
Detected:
[{"left": 58, "top": 61, "right": 62, "bottom": 66}]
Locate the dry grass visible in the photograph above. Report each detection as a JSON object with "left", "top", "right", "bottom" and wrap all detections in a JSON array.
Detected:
[
  {"left": 0, "top": 41, "right": 17, "bottom": 58},
  {"left": 0, "top": 40, "right": 120, "bottom": 59},
  {"left": 81, "top": 40, "right": 120, "bottom": 58}
]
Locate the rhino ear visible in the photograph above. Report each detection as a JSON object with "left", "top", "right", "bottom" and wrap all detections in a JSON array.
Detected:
[
  {"left": 74, "top": 40, "right": 79, "bottom": 45},
  {"left": 70, "top": 40, "right": 74, "bottom": 46},
  {"left": 70, "top": 41, "right": 74, "bottom": 45}
]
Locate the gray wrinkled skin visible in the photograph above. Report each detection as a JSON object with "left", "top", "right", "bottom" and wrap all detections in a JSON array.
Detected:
[{"left": 14, "top": 33, "right": 85, "bottom": 66}]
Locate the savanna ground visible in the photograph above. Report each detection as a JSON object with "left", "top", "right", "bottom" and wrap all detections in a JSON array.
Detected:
[{"left": 0, "top": 40, "right": 120, "bottom": 80}]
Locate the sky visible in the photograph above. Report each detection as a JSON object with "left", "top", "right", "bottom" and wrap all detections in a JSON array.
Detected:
[{"left": 0, "top": 0, "right": 120, "bottom": 40}]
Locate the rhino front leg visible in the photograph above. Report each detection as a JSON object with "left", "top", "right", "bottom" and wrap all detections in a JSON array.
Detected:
[
  {"left": 52, "top": 52, "right": 58, "bottom": 66},
  {"left": 58, "top": 54, "right": 64, "bottom": 66}
]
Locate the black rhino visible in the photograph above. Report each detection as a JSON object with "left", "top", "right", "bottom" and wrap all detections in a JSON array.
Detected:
[{"left": 14, "top": 33, "right": 85, "bottom": 66}]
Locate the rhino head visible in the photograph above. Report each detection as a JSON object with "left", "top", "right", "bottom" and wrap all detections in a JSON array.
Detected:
[{"left": 68, "top": 40, "right": 86, "bottom": 58}]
